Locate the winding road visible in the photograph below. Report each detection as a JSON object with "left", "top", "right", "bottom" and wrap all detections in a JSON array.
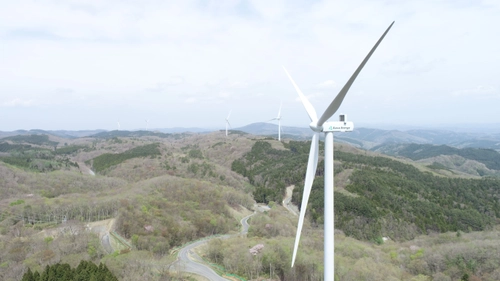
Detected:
[
  {"left": 174, "top": 237, "right": 231, "bottom": 280},
  {"left": 171, "top": 212, "right": 256, "bottom": 280},
  {"left": 240, "top": 212, "right": 255, "bottom": 235}
]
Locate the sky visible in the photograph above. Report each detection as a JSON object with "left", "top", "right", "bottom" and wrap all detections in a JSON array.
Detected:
[{"left": 1, "top": 0, "right": 499, "bottom": 131}]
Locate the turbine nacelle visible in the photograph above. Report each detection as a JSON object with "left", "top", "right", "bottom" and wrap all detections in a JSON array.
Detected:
[
  {"left": 310, "top": 119, "right": 354, "bottom": 133},
  {"left": 309, "top": 122, "right": 323, "bottom": 132},
  {"left": 323, "top": 121, "right": 354, "bottom": 132}
]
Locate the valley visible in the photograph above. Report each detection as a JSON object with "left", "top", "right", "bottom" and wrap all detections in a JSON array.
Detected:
[{"left": 2, "top": 128, "right": 500, "bottom": 280}]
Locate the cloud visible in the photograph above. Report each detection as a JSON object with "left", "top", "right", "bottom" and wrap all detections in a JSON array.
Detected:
[
  {"left": 452, "top": 85, "right": 498, "bottom": 98},
  {"left": 294, "top": 92, "right": 324, "bottom": 103},
  {"left": 1, "top": 0, "right": 499, "bottom": 130},
  {"left": 316, "top": 80, "right": 336, "bottom": 89},
  {"left": 1, "top": 98, "right": 35, "bottom": 107},
  {"left": 185, "top": 97, "right": 197, "bottom": 103},
  {"left": 249, "top": 0, "right": 286, "bottom": 20},
  {"left": 0, "top": 88, "right": 83, "bottom": 108},
  {"left": 218, "top": 92, "right": 231, "bottom": 98},
  {"left": 146, "top": 77, "right": 186, "bottom": 92},
  {"left": 383, "top": 55, "right": 444, "bottom": 75},
  {"left": 227, "top": 81, "right": 248, "bottom": 89},
  {"left": 44, "top": 88, "right": 86, "bottom": 105}
]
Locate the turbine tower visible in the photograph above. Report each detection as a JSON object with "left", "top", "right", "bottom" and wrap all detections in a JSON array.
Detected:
[
  {"left": 285, "top": 21, "right": 394, "bottom": 280},
  {"left": 225, "top": 110, "right": 232, "bottom": 137},
  {"left": 269, "top": 103, "right": 282, "bottom": 141},
  {"left": 145, "top": 119, "right": 149, "bottom": 131}
]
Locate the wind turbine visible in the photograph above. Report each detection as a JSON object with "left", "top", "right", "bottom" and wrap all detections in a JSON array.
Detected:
[
  {"left": 285, "top": 21, "right": 394, "bottom": 280},
  {"left": 225, "top": 110, "right": 232, "bottom": 137},
  {"left": 145, "top": 119, "right": 149, "bottom": 131},
  {"left": 117, "top": 121, "right": 120, "bottom": 131},
  {"left": 269, "top": 103, "right": 282, "bottom": 141}
]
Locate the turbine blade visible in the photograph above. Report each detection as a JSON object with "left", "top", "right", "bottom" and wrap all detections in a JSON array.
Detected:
[
  {"left": 317, "top": 21, "right": 395, "bottom": 126},
  {"left": 283, "top": 67, "right": 318, "bottom": 122},
  {"left": 227, "top": 110, "right": 232, "bottom": 120},
  {"left": 291, "top": 132, "right": 320, "bottom": 267}
]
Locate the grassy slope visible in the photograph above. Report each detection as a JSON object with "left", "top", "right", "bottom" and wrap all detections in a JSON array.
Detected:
[
  {"left": 0, "top": 132, "right": 256, "bottom": 280},
  {"left": 2, "top": 132, "right": 500, "bottom": 280}
]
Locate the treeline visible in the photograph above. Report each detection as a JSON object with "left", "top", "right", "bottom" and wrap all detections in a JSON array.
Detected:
[
  {"left": 374, "top": 143, "right": 500, "bottom": 170},
  {"left": 0, "top": 142, "right": 80, "bottom": 172},
  {"left": 11, "top": 200, "right": 119, "bottom": 225},
  {"left": 91, "top": 130, "right": 173, "bottom": 139},
  {"left": 293, "top": 150, "right": 500, "bottom": 241},
  {"left": 22, "top": 260, "right": 117, "bottom": 281},
  {"left": 2, "top": 134, "right": 58, "bottom": 146},
  {"left": 54, "top": 145, "right": 86, "bottom": 155},
  {"left": 232, "top": 141, "right": 312, "bottom": 203},
  {"left": 0, "top": 167, "right": 127, "bottom": 198},
  {"left": 89, "top": 143, "right": 161, "bottom": 173},
  {"left": 0, "top": 151, "right": 77, "bottom": 173},
  {"left": 0, "top": 142, "right": 33, "bottom": 152}
]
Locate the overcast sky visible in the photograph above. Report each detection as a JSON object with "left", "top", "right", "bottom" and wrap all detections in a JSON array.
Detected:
[{"left": 1, "top": 0, "right": 499, "bottom": 131}]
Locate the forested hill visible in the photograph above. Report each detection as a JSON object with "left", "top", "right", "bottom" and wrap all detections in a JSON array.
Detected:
[
  {"left": 372, "top": 143, "right": 500, "bottom": 177},
  {"left": 5, "top": 131, "right": 500, "bottom": 280},
  {"left": 91, "top": 130, "right": 174, "bottom": 139},
  {"left": 0, "top": 132, "right": 257, "bottom": 280},
  {"left": 232, "top": 140, "right": 500, "bottom": 242}
]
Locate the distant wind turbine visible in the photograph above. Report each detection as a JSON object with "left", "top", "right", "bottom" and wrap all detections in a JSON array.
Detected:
[
  {"left": 285, "top": 21, "right": 394, "bottom": 280},
  {"left": 117, "top": 121, "right": 120, "bottom": 131},
  {"left": 269, "top": 103, "right": 282, "bottom": 141},
  {"left": 145, "top": 119, "right": 149, "bottom": 131},
  {"left": 225, "top": 110, "right": 232, "bottom": 137}
]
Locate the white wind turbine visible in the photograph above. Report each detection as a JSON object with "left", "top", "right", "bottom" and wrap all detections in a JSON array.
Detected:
[
  {"left": 225, "top": 110, "right": 232, "bottom": 137},
  {"left": 145, "top": 119, "right": 149, "bottom": 131},
  {"left": 269, "top": 103, "right": 283, "bottom": 141},
  {"left": 285, "top": 22, "right": 394, "bottom": 280}
]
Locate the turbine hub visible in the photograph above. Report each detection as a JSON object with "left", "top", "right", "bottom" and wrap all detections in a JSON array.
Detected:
[{"left": 309, "top": 121, "right": 323, "bottom": 132}]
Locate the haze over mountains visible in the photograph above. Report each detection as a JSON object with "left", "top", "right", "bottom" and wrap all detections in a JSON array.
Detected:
[{"left": 3, "top": 122, "right": 500, "bottom": 151}]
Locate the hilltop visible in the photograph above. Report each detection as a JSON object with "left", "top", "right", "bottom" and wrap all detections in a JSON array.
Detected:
[
  {"left": 2, "top": 130, "right": 500, "bottom": 280},
  {"left": 4, "top": 122, "right": 500, "bottom": 151}
]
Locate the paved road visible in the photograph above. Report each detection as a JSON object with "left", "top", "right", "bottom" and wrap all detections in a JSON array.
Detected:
[
  {"left": 174, "top": 237, "right": 231, "bottom": 281},
  {"left": 172, "top": 212, "right": 256, "bottom": 280},
  {"left": 240, "top": 212, "right": 255, "bottom": 235}
]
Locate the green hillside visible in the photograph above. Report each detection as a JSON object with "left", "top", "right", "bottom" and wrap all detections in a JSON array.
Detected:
[
  {"left": 231, "top": 140, "right": 312, "bottom": 203},
  {"left": 5, "top": 132, "right": 500, "bottom": 280},
  {"left": 0, "top": 143, "right": 79, "bottom": 173},
  {"left": 232, "top": 141, "right": 500, "bottom": 242},
  {"left": 373, "top": 143, "right": 500, "bottom": 170},
  {"left": 88, "top": 143, "right": 161, "bottom": 173},
  {"left": 2, "top": 134, "right": 58, "bottom": 147}
]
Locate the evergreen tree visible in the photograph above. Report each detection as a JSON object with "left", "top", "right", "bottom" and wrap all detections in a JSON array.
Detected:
[
  {"left": 21, "top": 268, "right": 34, "bottom": 281},
  {"left": 24, "top": 261, "right": 118, "bottom": 281},
  {"left": 40, "top": 265, "right": 50, "bottom": 281}
]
